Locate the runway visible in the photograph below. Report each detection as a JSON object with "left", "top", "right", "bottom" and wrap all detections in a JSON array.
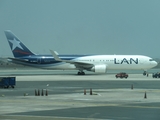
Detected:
[{"left": 0, "top": 71, "right": 160, "bottom": 120}]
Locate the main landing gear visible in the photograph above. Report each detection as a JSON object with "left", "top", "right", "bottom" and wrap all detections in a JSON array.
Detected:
[
  {"left": 77, "top": 71, "right": 85, "bottom": 75},
  {"left": 143, "top": 71, "right": 147, "bottom": 76}
]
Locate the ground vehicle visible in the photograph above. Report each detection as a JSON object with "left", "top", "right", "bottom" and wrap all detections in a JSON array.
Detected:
[
  {"left": 0, "top": 77, "right": 16, "bottom": 88},
  {"left": 152, "top": 73, "right": 160, "bottom": 78},
  {"left": 115, "top": 72, "right": 128, "bottom": 78}
]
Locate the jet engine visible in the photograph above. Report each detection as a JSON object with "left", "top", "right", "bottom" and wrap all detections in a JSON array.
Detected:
[{"left": 90, "top": 64, "right": 107, "bottom": 73}]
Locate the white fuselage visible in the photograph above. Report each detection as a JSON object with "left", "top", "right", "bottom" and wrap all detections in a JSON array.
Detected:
[{"left": 43, "top": 55, "right": 157, "bottom": 71}]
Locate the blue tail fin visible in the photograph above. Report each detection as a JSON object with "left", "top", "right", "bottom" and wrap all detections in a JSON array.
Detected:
[{"left": 4, "top": 30, "right": 35, "bottom": 57}]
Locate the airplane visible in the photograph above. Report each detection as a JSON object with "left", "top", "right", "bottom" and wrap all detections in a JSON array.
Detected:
[{"left": 4, "top": 30, "right": 157, "bottom": 75}]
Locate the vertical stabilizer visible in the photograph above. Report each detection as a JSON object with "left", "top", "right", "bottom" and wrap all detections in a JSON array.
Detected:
[{"left": 4, "top": 30, "right": 35, "bottom": 57}]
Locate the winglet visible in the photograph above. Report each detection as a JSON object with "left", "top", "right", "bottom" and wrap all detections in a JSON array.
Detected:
[
  {"left": 54, "top": 51, "right": 59, "bottom": 55},
  {"left": 50, "top": 50, "right": 75, "bottom": 64},
  {"left": 50, "top": 50, "right": 62, "bottom": 61}
]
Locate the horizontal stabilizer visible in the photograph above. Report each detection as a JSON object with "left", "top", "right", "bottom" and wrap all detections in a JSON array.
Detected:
[{"left": 8, "top": 57, "right": 29, "bottom": 62}]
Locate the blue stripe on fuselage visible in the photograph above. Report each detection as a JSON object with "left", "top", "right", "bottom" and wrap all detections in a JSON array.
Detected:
[{"left": 14, "top": 54, "right": 93, "bottom": 65}]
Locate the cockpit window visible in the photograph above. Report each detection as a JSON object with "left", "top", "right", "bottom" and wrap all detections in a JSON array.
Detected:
[{"left": 149, "top": 59, "right": 154, "bottom": 61}]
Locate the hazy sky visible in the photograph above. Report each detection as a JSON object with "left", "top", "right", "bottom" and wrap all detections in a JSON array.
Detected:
[{"left": 0, "top": 0, "right": 160, "bottom": 58}]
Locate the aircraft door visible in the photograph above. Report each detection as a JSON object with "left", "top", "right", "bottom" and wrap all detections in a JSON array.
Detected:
[
  {"left": 37, "top": 58, "right": 41, "bottom": 64},
  {"left": 139, "top": 58, "right": 145, "bottom": 64}
]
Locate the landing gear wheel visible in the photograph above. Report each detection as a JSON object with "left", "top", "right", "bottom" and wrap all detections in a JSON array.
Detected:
[
  {"left": 82, "top": 72, "right": 85, "bottom": 75},
  {"left": 78, "top": 72, "right": 81, "bottom": 75},
  {"left": 143, "top": 71, "right": 147, "bottom": 76},
  {"left": 77, "top": 71, "right": 85, "bottom": 75}
]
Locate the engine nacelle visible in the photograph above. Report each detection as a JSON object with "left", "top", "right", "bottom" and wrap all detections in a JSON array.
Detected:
[{"left": 90, "top": 64, "right": 107, "bottom": 73}]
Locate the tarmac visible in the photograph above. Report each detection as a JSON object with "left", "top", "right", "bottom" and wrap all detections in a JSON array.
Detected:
[{"left": 0, "top": 70, "right": 160, "bottom": 120}]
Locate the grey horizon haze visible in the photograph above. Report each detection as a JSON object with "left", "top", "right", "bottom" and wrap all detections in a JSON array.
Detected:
[{"left": 0, "top": 0, "right": 160, "bottom": 58}]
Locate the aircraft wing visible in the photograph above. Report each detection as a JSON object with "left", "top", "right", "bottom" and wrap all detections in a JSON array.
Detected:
[
  {"left": 50, "top": 50, "right": 94, "bottom": 69},
  {"left": 73, "top": 62, "right": 94, "bottom": 69}
]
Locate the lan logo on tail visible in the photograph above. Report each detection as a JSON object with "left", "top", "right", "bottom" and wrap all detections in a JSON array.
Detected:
[{"left": 9, "top": 38, "right": 24, "bottom": 51}]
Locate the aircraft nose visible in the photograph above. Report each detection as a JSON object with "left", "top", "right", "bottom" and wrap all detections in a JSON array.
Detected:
[{"left": 152, "top": 61, "right": 158, "bottom": 67}]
